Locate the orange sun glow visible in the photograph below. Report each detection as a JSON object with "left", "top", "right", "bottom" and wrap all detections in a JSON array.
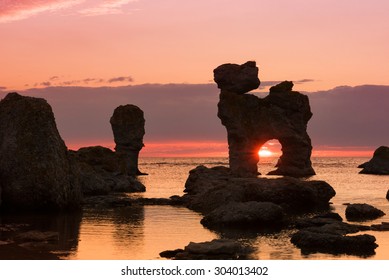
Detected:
[{"left": 258, "top": 148, "right": 273, "bottom": 157}]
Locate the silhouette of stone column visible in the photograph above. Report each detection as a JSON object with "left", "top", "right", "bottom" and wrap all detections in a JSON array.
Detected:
[{"left": 110, "top": 104, "right": 146, "bottom": 175}]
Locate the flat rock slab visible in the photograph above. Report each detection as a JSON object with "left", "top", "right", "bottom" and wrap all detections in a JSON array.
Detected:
[{"left": 160, "top": 239, "right": 254, "bottom": 260}]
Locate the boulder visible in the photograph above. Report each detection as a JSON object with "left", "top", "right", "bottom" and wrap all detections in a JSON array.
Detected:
[
  {"left": 182, "top": 165, "right": 335, "bottom": 215},
  {"left": 0, "top": 93, "right": 81, "bottom": 211},
  {"left": 359, "top": 146, "right": 389, "bottom": 175},
  {"left": 386, "top": 190, "right": 389, "bottom": 200},
  {"left": 345, "top": 203, "right": 385, "bottom": 221},
  {"left": 70, "top": 146, "right": 145, "bottom": 196},
  {"left": 201, "top": 201, "right": 284, "bottom": 229},
  {"left": 214, "top": 61, "right": 315, "bottom": 177},
  {"left": 160, "top": 239, "right": 254, "bottom": 260},
  {"left": 110, "top": 105, "right": 146, "bottom": 175},
  {"left": 291, "top": 213, "right": 377, "bottom": 256},
  {"left": 291, "top": 231, "right": 378, "bottom": 256}
]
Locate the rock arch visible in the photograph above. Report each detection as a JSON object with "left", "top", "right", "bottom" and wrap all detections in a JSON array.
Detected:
[{"left": 214, "top": 61, "right": 315, "bottom": 177}]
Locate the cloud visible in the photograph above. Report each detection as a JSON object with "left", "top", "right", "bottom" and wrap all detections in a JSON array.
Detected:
[
  {"left": 79, "top": 0, "right": 138, "bottom": 16},
  {"left": 0, "top": 0, "right": 84, "bottom": 23},
  {"left": 34, "top": 75, "right": 134, "bottom": 87},
  {"left": 108, "top": 76, "right": 133, "bottom": 83},
  {"left": 0, "top": 0, "right": 138, "bottom": 23},
  {"left": 295, "top": 79, "right": 315, "bottom": 84},
  {"left": 1, "top": 84, "right": 387, "bottom": 154}
]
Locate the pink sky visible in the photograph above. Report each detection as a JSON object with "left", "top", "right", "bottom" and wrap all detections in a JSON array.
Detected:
[{"left": 1, "top": 0, "right": 389, "bottom": 91}]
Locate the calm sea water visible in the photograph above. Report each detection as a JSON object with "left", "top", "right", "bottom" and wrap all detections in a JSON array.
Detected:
[{"left": 3, "top": 157, "right": 389, "bottom": 260}]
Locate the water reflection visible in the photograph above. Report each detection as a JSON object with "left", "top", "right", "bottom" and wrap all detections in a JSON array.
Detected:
[{"left": 0, "top": 211, "right": 82, "bottom": 259}]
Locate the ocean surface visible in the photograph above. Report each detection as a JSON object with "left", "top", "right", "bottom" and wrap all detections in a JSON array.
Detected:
[{"left": 2, "top": 157, "right": 389, "bottom": 260}]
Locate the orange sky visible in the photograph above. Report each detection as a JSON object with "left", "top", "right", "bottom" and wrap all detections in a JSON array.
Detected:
[{"left": 1, "top": 0, "right": 389, "bottom": 92}]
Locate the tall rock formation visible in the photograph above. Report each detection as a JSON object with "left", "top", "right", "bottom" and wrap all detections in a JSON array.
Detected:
[
  {"left": 0, "top": 93, "right": 81, "bottom": 211},
  {"left": 214, "top": 61, "right": 315, "bottom": 177},
  {"left": 110, "top": 104, "right": 146, "bottom": 175}
]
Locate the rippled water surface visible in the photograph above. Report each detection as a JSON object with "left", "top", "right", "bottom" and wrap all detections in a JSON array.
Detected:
[{"left": 2, "top": 157, "right": 389, "bottom": 260}]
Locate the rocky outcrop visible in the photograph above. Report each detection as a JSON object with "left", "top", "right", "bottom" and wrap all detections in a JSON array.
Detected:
[
  {"left": 110, "top": 105, "right": 146, "bottom": 175},
  {"left": 345, "top": 203, "right": 385, "bottom": 221},
  {"left": 70, "top": 146, "right": 145, "bottom": 196},
  {"left": 291, "top": 213, "right": 377, "bottom": 256},
  {"left": 200, "top": 201, "right": 284, "bottom": 230},
  {"left": 182, "top": 165, "right": 335, "bottom": 216},
  {"left": 0, "top": 93, "right": 81, "bottom": 211},
  {"left": 386, "top": 190, "right": 389, "bottom": 200},
  {"left": 160, "top": 239, "right": 254, "bottom": 260},
  {"left": 359, "top": 146, "right": 389, "bottom": 175},
  {"left": 214, "top": 61, "right": 315, "bottom": 177}
]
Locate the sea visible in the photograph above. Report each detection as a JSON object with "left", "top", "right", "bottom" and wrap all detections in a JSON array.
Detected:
[{"left": 1, "top": 157, "right": 389, "bottom": 260}]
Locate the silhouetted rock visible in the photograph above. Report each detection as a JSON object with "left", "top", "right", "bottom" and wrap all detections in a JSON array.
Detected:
[
  {"left": 110, "top": 105, "right": 146, "bottom": 175},
  {"left": 214, "top": 61, "right": 315, "bottom": 177},
  {"left": 182, "top": 165, "right": 335, "bottom": 215},
  {"left": 70, "top": 146, "right": 145, "bottom": 196},
  {"left": 201, "top": 201, "right": 284, "bottom": 229},
  {"left": 386, "top": 190, "right": 389, "bottom": 200},
  {"left": 291, "top": 231, "right": 377, "bottom": 256},
  {"left": 345, "top": 203, "right": 385, "bottom": 221},
  {"left": 292, "top": 213, "right": 376, "bottom": 256},
  {"left": 160, "top": 239, "right": 254, "bottom": 260},
  {"left": 0, "top": 93, "right": 81, "bottom": 211},
  {"left": 359, "top": 146, "right": 389, "bottom": 175}
]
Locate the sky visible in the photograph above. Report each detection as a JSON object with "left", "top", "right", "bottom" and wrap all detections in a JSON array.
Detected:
[{"left": 1, "top": 0, "right": 388, "bottom": 156}]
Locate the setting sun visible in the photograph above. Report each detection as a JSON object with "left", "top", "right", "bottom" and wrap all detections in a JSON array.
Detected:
[{"left": 258, "top": 148, "right": 273, "bottom": 157}]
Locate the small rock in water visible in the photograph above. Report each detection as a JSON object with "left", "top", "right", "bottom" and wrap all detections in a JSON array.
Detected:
[
  {"left": 160, "top": 239, "right": 254, "bottom": 260},
  {"left": 345, "top": 203, "right": 385, "bottom": 221}
]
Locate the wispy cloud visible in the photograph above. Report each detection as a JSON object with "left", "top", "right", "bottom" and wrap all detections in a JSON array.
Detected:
[
  {"left": 0, "top": 0, "right": 84, "bottom": 23},
  {"left": 79, "top": 0, "right": 138, "bottom": 16},
  {"left": 35, "top": 75, "right": 134, "bottom": 87},
  {"left": 108, "top": 76, "right": 133, "bottom": 83},
  {"left": 0, "top": 0, "right": 139, "bottom": 23}
]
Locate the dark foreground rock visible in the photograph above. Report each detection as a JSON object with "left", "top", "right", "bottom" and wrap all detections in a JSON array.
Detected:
[
  {"left": 0, "top": 93, "right": 81, "bottom": 211},
  {"left": 201, "top": 201, "right": 284, "bottom": 230},
  {"left": 386, "top": 190, "right": 389, "bottom": 200},
  {"left": 214, "top": 61, "right": 315, "bottom": 177},
  {"left": 291, "top": 213, "right": 377, "bottom": 256},
  {"left": 371, "top": 222, "right": 389, "bottom": 231},
  {"left": 182, "top": 165, "right": 335, "bottom": 215},
  {"left": 345, "top": 203, "right": 385, "bottom": 221},
  {"left": 70, "top": 146, "right": 145, "bottom": 196},
  {"left": 359, "top": 146, "right": 389, "bottom": 175},
  {"left": 160, "top": 239, "right": 254, "bottom": 260}
]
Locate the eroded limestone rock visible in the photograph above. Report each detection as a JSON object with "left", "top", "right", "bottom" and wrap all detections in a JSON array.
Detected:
[
  {"left": 214, "top": 61, "right": 315, "bottom": 177},
  {"left": 0, "top": 93, "right": 81, "bottom": 211},
  {"left": 110, "top": 105, "right": 146, "bottom": 175}
]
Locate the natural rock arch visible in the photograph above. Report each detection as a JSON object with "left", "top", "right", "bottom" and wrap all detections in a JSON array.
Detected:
[{"left": 214, "top": 61, "right": 315, "bottom": 177}]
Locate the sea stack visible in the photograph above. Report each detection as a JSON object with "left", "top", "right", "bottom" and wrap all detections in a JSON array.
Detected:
[
  {"left": 110, "top": 104, "right": 146, "bottom": 175},
  {"left": 0, "top": 93, "right": 81, "bottom": 211},
  {"left": 214, "top": 61, "right": 315, "bottom": 177}
]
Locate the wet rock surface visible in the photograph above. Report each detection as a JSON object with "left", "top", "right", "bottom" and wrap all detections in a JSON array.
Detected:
[
  {"left": 291, "top": 213, "right": 377, "bottom": 256},
  {"left": 0, "top": 93, "right": 81, "bottom": 211},
  {"left": 345, "top": 203, "right": 385, "bottom": 221},
  {"left": 110, "top": 104, "right": 146, "bottom": 175},
  {"left": 160, "top": 239, "right": 254, "bottom": 260},
  {"left": 359, "top": 146, "right": 389, "bottom": 175},
  {"left": 214, "top": 61, "right": 315, "bottom": 177},
  {"left": 182, "top": 165, "right": 335, "bottom": 215}
]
